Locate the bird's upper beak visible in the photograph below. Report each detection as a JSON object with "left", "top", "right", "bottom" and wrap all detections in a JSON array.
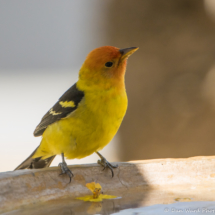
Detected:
[{"left": 119, "top": 47, "right": 139, "bottom": 61}]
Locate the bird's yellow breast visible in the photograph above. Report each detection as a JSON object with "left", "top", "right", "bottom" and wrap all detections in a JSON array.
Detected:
[{"left": 37, "top": 86, "right": 128, "bottom": 159}]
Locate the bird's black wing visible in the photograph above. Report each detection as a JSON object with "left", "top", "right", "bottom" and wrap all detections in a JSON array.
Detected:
[{"left": 34, "top": 83, "right": 84, "bottom": 137}]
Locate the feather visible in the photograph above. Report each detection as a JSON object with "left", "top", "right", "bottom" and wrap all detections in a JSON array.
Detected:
[{"left": 34, "top": 83, "right": 84, "bottom": 136}]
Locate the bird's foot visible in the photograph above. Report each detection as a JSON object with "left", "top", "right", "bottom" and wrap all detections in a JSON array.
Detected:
[
  {"left": 97, "top": 156, "right": 118, "bottom": 177},
  {"left": 58, "top": 162, "right": 73, "bottom": 183}
]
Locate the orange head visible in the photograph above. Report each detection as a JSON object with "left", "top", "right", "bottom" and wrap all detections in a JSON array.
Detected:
[{"left": 79, "top": 46, "right": 138, "bottom": 90}]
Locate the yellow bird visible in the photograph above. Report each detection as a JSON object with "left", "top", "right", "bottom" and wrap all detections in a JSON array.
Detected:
[{"left": 15, "top": 46, "right": 138, "bottom": 181}]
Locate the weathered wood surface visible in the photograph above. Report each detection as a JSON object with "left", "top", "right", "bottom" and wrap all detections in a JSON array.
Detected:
[{"left": 1, "top": 156, "right": 215, "bottom": 213}]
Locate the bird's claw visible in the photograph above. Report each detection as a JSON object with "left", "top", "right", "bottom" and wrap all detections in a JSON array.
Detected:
[
  {"left": 59, "top": 162, "right": 73, "bottom": 183},
  {"left": 97, "top": 157, "right": 118, "bottom": 177}
]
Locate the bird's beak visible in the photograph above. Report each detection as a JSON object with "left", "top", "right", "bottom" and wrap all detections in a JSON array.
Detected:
[{"left": 119, "top": 47, "right": 139, "bottom": 61}]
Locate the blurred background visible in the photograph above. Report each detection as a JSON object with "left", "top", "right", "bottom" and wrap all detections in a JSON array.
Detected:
[{"left": 1, "top": 0, "right": 215, "bottom": 172}]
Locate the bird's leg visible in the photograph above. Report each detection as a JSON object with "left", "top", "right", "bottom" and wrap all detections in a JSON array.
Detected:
[
  {"left": 58, "top": 153, "right": 73, "bottom": 183},
  {"left": 96, "top": 152, "right": 118, "bottom": 177}
]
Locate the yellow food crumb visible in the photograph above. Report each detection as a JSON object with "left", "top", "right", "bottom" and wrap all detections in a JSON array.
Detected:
[
  {"left": 175, "top": 198, "right": 191, "bottom": 202},
  {"left": 76, "top": 182, "right": 117, "bottom": 202}
]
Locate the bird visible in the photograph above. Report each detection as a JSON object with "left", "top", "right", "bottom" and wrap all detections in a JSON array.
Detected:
[{"left": 15, "top": 46, "right": 138, "bottom": 182}]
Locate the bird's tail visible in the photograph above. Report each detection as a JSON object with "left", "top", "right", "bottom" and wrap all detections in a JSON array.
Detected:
[{"left": 14, "top": 147, "right": 56, "bottom": 170}]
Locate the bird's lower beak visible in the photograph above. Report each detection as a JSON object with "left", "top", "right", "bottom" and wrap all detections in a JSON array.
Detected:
[{"left": 119, "top": 47, "right": 139, "bottom": 61}]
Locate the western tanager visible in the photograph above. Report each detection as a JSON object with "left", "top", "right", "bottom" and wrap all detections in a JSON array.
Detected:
[{"left": 15, "top": 46, "right": 138, "bottom": 181}]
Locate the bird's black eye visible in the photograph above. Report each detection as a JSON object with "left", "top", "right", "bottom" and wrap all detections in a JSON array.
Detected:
[{"left": 105, "top": 62, "right": 113, "bottom": 67}]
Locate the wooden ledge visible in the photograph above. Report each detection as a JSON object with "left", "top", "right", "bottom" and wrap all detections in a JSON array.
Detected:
[{"left": 1, "top": 156, "right": 215, "bottom": 213}]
